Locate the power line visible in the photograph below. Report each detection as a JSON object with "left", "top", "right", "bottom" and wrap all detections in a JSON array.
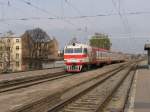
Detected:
[
  {"left": 61, "top": 0, "right": 64, "bottom": 19},
  {"left": 0, "top": 2, "right": 4, "bottom": 21},
  {"left": 65, "top": 0, "right": 90, "bottom": 32},
  {"left": 19, "top": 0, "right": 85, "bottom": 32},
  {"left": 1, "top": 11, "right": 150, "bottom": 22},
  {"left": 119, "top": 0, "right": 132, "bottom": 35},
  {"left": 118, "top": 0, "right": 121, "bottom": 14},
  {"left": 20, "top": 0, "right": 58, "bottom": 18},
  {"left": 111, "top": 0, "right": 131, "bottom": 34},
  {"left": 112, "top": 0, "right": 133, "bottom": 51},
  {"left": 121, "top": 5, "right": 132, "bottom": 35},
  {"left": 65, "top": 0, "right": 82, "bottom": 16}
]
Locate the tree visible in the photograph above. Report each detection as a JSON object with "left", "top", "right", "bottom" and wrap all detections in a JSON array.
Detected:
[
  {"left": 21, "top": 28, "right": 58, "bottom": 70},
  {"left": 89, "top": 33, "right": 111, "bottom": 50}
]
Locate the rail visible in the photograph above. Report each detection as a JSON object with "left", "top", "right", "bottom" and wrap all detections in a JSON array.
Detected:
[
  {"left": 0, "top": 71, "right": 69, "bottom": 93},
  {"left": 48, "top": 62, "right": 135, "bottom": 112}
]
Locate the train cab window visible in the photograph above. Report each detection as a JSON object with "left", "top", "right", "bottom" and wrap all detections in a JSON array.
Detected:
[
  {"left": 83, "top": 48, "right": 87, "bottom": 54},
  {"left": 74, "top": 48, "right": 82, "bottom": 53},
  {"left": 65, "top": 48, "right": 73, "bottom": 53}
]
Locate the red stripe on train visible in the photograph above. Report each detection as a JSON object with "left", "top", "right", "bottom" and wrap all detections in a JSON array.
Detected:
[
  {"left": 65, "top": 62, "right": 88, "bottom": 65},
  {"left": 64, "top": 54, "right": 88, "bottom": 59}
]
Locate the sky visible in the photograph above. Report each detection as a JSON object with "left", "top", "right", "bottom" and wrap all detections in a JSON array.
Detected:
[{"left": 0, "top": 0, "right": 150, "bottom": 54}]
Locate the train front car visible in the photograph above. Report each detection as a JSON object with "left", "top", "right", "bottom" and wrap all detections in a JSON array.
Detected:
[{"left": 64, "top": 43, "right": 90, "bottom": 72}]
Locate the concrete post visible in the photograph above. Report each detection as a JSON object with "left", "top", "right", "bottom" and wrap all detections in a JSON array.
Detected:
[
  {"left": 148, "top": 50, "right": 150, "bottom": 69},
  {"left": 144, "top": 43, "right": 150, "bottom": 69}
]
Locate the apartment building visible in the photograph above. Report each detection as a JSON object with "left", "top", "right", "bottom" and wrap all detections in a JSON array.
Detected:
[
  {"left": 0, "top": 28, "right": 59, "bottom": 72},
  {"left": 0, "top": 37, "right": 22, "bottom": 72}
]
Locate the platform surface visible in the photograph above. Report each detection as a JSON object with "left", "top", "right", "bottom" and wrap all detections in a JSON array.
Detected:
[{"left": 134, "top": 62, "right": 150, "bottom": 112}]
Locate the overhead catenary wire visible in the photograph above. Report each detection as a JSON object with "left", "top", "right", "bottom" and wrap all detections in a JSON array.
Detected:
[
  {"left": 0, "top": 2, "right": 5, "bottom": 21},
  {"left": 0, "top": 0, "right": 35, "bottom": 31},
  {"left": 65, "top": 0, "right": 91, "bottom": 32},
  {"left": 111, "top": 0, "right": 131, "bottom": 34},
  {"left": 120, "top": 0, "right": 132, "bottom": 35},
  {"left": 61, "top": 0, "right": 64, "bottom": 19},
  {"left": 111, "top": 0, "right": 134, "bottom": 52},
  {"left": 1, "top": 11, "right": 150, "bottom": 22},
  {"left": 65, "top": 0, "right": 82, "bottom": 16},
  {"left": 65, "top": 0, "right": 88, "bottom": 33},
  {"left": 1, "top": 1, "right": 150, "bottom": 22},
  {"left": 20, "top": 0, "right": 58, "bottom": 18},
  {"left": 119, "top": 0, "right": 137, "bottom": 51},
  {"left": 1, "top": 0, "right": 150, "bottom": 22},
  {"left": 0, "top": 2, "right": 11, "bottom": 30},
  {"left": 0, "top": 0, "right": 33, "bottom": 16},
  {"left": 19, "top": 0, "right": 86, "bottom": 32},
  {"left": 1, "top": 0, "right": 150, "bottom": 37}
]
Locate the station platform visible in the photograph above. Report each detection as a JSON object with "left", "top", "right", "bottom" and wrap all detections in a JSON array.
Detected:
[{"left": 127, "top": 61, "right": 150, "bottom": 112}]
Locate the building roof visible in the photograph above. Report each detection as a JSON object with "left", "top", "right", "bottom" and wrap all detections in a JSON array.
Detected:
[{"left": 0, "top": 35, "right": 21, "bottom": 39}]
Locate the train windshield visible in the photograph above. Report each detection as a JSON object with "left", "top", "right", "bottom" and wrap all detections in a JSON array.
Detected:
[
  {"left": 65, "top": 48, "right": 73, "bottom": 53},
  {"left": 74, "top": 48, "right": 82, "bottom": 53},
  {"left": 65, "top": 48, "right": 83, "bottom": 53}
]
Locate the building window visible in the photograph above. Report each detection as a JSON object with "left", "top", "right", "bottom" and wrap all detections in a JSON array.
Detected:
[
  {"left": 16, "top": 62, "right": 19, "bottom": 67},
  {"left": 0, "top": 53, "right": 2, "bottom": 58},
  {"left": 0, "top": 46, "right": 2, "bottom": 50},
  {"left": 16, "top": 46, "right": 19, "bottom": 50},
  {"left": 0, "top": 63, "right": 2, "bottom": 68},
  {"left": 16, "top": 39, "right": 19, "bottom": 43},
  {"left": 16, "top": 53, "right": 19, "bottom": 59},
  {"left": 7, "top": 47, "right": 10, "bottom": 51},
  {"left": 7, "top": 39, "right": 10, "bottom": 42}
]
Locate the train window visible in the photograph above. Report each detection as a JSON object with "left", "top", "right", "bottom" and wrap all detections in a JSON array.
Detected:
[
  {"left": 96, "top": 51, "right": 99, "bottom": 57},
  {"left": 65, "top": 48, "right": 73, "bottom": 53},
  {"left": 84, "top": 48, "right": 87, "bottom": 54},
  {"left": 74, "top": 48, "right": 82, "bottom": 53}
]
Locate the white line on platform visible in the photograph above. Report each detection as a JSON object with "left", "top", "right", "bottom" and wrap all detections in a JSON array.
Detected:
[{"left": 127, "top": 70, "right": 138, "bottom": 112}]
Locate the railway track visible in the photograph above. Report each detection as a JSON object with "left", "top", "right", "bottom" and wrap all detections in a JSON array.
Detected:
[
  {"left": 0, "top": 63, "right": 127, "bottom": 93},
  {"left": 0, "top": 71, "right": 67, "bottom": 93},
  {"left": 102, "top": 66, "right": 136, "bottom": 112},
  {"left": 48, "top": 62, "right": 137, "bottom": 112},
  {"left": 0, "top": 65, "right": 64, "bottom": 74}
]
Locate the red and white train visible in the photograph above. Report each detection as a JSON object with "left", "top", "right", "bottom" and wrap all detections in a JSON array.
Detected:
[{"left": 64, "top": 43, "right": 126, "bottom": 72}]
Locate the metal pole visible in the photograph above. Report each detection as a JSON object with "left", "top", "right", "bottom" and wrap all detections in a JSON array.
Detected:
[{"left": 148, "top": 50, "right": 150, "bottom": 69}]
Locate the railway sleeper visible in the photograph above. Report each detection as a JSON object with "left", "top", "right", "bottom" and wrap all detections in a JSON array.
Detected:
[{"left": 48, "top": 63, "right": 134, "bottom": 112}]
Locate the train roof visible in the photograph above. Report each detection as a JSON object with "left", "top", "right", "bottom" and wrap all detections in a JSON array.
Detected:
[
  {"left": 65, "top": 43, "right": 109, "bottom": 52},
  {"left": 65, "top": 43, "right": 90, "bottom": 48}
]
